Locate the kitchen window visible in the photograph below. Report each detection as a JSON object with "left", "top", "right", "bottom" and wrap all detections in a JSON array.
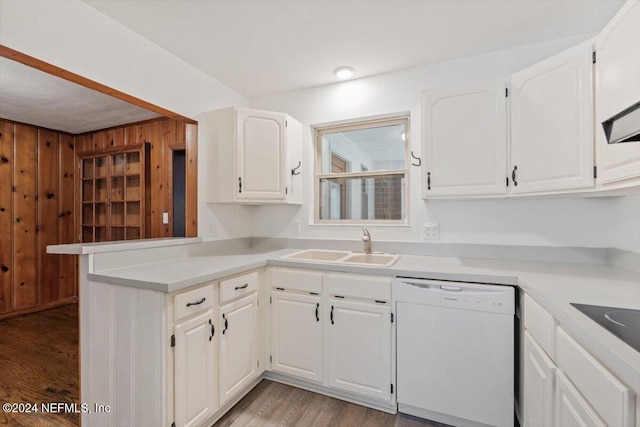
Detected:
[{"left": 314, "top": 115, "right": 409, "bottom": 224}]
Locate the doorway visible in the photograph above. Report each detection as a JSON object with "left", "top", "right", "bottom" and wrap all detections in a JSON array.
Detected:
[{"left": 172, "top": 149, "right": 186, "bottom": 237}]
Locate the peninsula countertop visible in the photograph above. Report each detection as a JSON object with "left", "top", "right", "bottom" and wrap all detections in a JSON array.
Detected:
[{"left": 74, "top": 246, "right": 639, "bottom": 393}]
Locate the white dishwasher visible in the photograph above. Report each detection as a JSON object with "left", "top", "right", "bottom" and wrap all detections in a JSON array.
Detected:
[{"left": 395, "top": 278, "right": 514, "bottom": 427}]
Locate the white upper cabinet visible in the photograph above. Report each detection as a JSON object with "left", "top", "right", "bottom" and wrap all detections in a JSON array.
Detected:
[
  {"left": 237, "top": 109, "right": 286, "bottom": 200},
  {"left": 201, "top": 107, "right": 303, "bottom": 204},
  {"left": 509, "top": 41, "right": 594, "bottom": 194},
  {"left": 422, "top": 81, "right": 507, "bottom": 198},
  {"left": 595, "top": 0, "right": 640, "bottom": 185}
]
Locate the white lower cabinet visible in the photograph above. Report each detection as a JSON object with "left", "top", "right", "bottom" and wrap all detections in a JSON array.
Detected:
[
  {"left": 271, "top": 290, "right": 323, "bottom": 382},
  {"left": 174, "top": 308, "right": 217, "bottom": 427},
  {"left": 523, "top": 293, "right": 635, "bottom": 427},
  {"left": 218, "top": 292, "right": 259, "bottom": 406},
  {"left": 523, "top": 330, "right": 556, "bottom": 427},
  {"left": 268, "top": 268, "right": 395, "bottom": 408},
  {"left": 555, "top": 371, "right": 606, "bottom": 427},
  {"left": 327, "top": 299, "right": 392, "bottom": 401}
]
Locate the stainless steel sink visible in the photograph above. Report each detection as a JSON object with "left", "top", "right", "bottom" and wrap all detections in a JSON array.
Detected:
[{"left": 281, "top": 249, "right": 399, "bottom": 267}]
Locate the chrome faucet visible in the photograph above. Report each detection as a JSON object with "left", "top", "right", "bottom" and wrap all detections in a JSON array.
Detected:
[{"left": 362, "top": 228, "right": 372, "bottom": 253}]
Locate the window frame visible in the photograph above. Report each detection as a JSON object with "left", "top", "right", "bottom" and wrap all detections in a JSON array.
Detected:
[{"left": 313, "top": 114, "right": 410, "bottom": 225}]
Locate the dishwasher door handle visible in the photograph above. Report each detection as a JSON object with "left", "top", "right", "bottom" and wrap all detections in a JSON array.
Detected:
[{"left": 440, "top": 285, "right": 462, "bottom": 292}]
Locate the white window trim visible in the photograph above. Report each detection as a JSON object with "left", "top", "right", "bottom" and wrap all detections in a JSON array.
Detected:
[{"left": 313, "top": 114, "right": 410, "bottom": 225}]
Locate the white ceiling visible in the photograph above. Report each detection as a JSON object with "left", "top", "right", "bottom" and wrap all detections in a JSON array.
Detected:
[
  {"left": 85, "top": 0, "right": 624, "bottom": 99},
  {"left": 0, "top": 57, "right": 160, "bottom": 134}
]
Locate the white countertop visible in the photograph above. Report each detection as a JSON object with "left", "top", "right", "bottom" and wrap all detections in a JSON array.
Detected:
[
  {"left": 48, "top": 237, "right": 202, "bottom": 254},
  {"left": 86, "top": 247, "right": 640, "bottom": 393}
]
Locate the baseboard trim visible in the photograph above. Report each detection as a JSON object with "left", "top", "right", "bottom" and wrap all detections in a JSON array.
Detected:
[
  {"left": 398, "top": 403, "right": 501, "bottom": 427},
  {"left": 0, "top": 297, "right": 77, "bottom": 321},
  {"left": 264, "top": 371, "right": 397, "bottom": 414}
]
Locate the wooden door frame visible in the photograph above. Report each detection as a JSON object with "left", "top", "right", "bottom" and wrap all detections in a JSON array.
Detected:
[{"left": 0, "top": 44, "right": 196, "bottom": 124}]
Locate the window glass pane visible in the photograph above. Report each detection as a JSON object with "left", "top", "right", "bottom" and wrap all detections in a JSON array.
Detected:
[
  {"left": 320, "top": 124, "right": 406, "bottom": 174},
  {"left": 319, "top": 175, "right": 404, "bottom": 220}
]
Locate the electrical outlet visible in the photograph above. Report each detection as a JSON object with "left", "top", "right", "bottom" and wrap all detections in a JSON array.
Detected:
[
  {"left": 423, "top": 223, "right": 440, "bottom": 240},
  {"left": 207, "top": 221, "right": 217, "bottom": 237},
  {"left": 162, "top": 212, "right": 169, "bottom": 224}
]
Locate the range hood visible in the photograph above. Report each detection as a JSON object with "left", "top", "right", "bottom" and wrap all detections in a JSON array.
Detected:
[{"left": 602, "top": 101, "right": 640, "bottom": 144}]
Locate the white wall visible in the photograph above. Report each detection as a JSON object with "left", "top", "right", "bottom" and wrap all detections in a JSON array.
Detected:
[
  {"left": 250, "top": 35, "right": 640, "bottom": 251},
  {"left": 0, "top": 0, "right": 251, "bottom": 240}
]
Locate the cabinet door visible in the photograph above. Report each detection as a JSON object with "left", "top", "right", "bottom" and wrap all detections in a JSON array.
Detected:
[
  {"left": 510, "top": 42, "right": 594, "bottom": 194},
  {"left": 271, "top": 291, "right": 322, "bottom": 382},
  {"left": 327, "top": 300, "right": 392, "bottom": 401},
  {"left": 236, "top": 109, "right": 286, "bottom": 200},
  {"left": 595, "top": 0, "right": 640, "bottom": 185},
  {"left": 523, "top": 331, "right": 556, "bottom": 427},
  {"left": 555, "top": 371, "right": 606, "bottom": 427},
  {"left": 219, "top": 293, "right": 259, "bottom": 406},
  {"left": 422, "top": 82, "right": 507, "bottom": 197},
  {"left": 174, "top": 309, "right": 216, "bottom": 427}
]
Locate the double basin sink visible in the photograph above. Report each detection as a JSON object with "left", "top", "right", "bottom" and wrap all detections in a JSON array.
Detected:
[{"left": 281, "top": 249, "right": 400, "bottom": 267}]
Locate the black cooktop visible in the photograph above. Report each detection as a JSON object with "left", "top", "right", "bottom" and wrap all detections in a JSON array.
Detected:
[{"left": 571, "top": 303, "right": 640, "bottom": 352}]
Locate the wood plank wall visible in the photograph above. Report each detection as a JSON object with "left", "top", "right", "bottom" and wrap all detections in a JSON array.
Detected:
[
  {"left": 0, "top": 117, "right": 196, "bottom": 320},
  {"left": 75, "top": 117, "right": 198, "bottom": 238},
  {"left": 0, "top": 119, "right": 77, "bottom": 319}
]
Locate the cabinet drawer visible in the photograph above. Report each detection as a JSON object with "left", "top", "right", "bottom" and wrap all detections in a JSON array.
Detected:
[
  {"left": 270, "top": 268, "right": 322, "bottom": 294},
  {"left": 556, "top": 327, "right": 634, "bottom": 427},
  {"left": 174, "top": 284, "right": 215, "bottom": 322},
  {"left": 219, "top": 271, "right": 259, "bottom": 305},
  {"left": 524, "top": 294, "right": 555, "bottom": 357},
  {"left": 324, "top": 272, "right": 391, "bottom": 301}
]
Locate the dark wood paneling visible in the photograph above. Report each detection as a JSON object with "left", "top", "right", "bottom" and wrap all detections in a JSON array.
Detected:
[
  {"left": 75, "top": 134, "right": 92, "bottom": 153},
  {"left": 111, "top": 127, "right": 125, "bottom": 148},
  {"left": 13, "top": 124, "right": 38, "bottom": 310},
  {"left": 0, "top": 120, "right": 14, "bottom": 314},
  {"left": 37, "top": 129, "right": 61, "bottom": 304},
  {"left": 163, "top": 120, "right": 176, "bottom": 237},
  {"left": 185, "top": 123, "right": 198, "bottom": 237},
  {"left": 59, "top": 134, "right": 76, "bottom": 299},
  {"left": 0, "top": 119, "right": 78, "bottom": 318},
  {"left": 92, "top": 130, "right": 106, "bottom": 150},
  {"left": 137, "top": 122, "right": 151, "bottom": 145},
  {"left": 149, "top": 121, "right": 165, "bottom": 237},
  {"left": 76, "top": 118, "right": 198, "bottom": 239}
]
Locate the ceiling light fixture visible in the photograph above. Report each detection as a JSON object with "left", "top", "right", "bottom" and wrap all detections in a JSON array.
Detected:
[{"left": 334, "top": 66, "right": 355, "bottom": 80}]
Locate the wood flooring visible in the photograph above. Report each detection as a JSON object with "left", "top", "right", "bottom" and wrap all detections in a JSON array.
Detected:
[
  {"left": 0, "top": 304, "right": 79, "bottom": 427},
  {"left": 214, "top": 380, "right": 447, "bottom": 427}
]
